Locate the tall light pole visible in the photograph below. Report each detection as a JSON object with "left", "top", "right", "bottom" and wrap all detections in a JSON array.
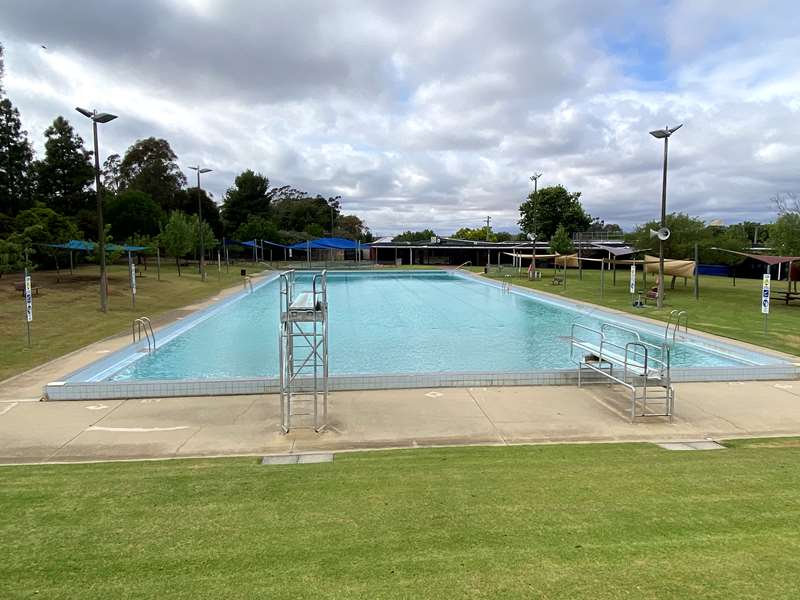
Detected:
[
  {"left": 649, "top": 124, "right": 682, "bottom": 309},
  {"left": 188, "top": 166, "right": 212, "bottom": 281},
  {"left": 76, "top": 107, "right": 118, "bottom": 313},
  {"left": 529, "top": 172, "right": 542, "bottom": 196},
  {"left": 529, "top": 172, "right": 542, "bottom": 262}
]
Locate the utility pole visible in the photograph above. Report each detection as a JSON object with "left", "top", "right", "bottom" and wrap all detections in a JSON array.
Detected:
[{"left": 485, "top": 216, "right": 491, "bottom": 241}]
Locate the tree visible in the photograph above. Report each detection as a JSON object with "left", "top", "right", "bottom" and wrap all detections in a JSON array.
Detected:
[
  {"left": 0, "top": 97, "right": 34, "bottom": 216},
  {"left": 159, "top": 211, "right": 194, "bottom": 276},
  {"left": 191, "top": 214, "right": 217, "bottom": 255},
  {"left": 518, "top": 185, "right": 591, "bottom": 240},
  {"left": 118, "top": 138, "right": 186, "bottom": 211},
  {"left": 234, "top": 215, "right": 280, "bottom": 243},
  {"left": 627, "top": 213, "right": 707, "bottom": 260},
  {"left": 335, "top": 214, "right": 372, "bottom": 241},
  {"left": 174, "top": 187, "right": 223, "bottom": 238},
  {"left": 105, "top": 190, "right": 163, "bottom": 240},
  {"left": 101, "top": 153, "right": 123, "bottom": 194},
  {"left": 393, "top": 229, "right": 436, "bottom": 242},
  {"left": 549, "top": 224, "right": 574, "bottom": 255},
  {"left": 13, "top": 206, "right": 80, "bottom": 269},
  {"left": 587, "top": 219, "right": 623, "bottom": 235},
  {"left": 454, "top": 226, "right": 495, "bottom": 241},
  {"left": 220, "top": 170, "right": 273, "bottom": 232},
  {"left": 34, "top": 116, "right": 95, "bottom": 216},
  {"left": 272, "top": 194, "right": 340, "bottom": 234},
  {"left": 0, "top": 236, "right": 25, "bottom": 277},
  {"left": 769, "top": 213, "right": 800, "bottom": 256}
]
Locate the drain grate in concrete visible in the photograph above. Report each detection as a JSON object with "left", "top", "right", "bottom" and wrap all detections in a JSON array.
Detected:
[
  {"left": 657, "top": 441, "right": 726, "bottom": 451},
  {"left": 261, "top": 453, "right": 334, "bottom": 465}
]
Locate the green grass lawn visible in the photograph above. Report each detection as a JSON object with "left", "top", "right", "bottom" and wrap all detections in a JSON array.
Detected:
[
  {"left": 476, "top": 265, "right": 800, "bottom": 356},
  {"left": 1, "top": 441, "right": 799, "bottom": 599},
  {"left": 0, "top": 262, "right": 257, "bottom": 381}
]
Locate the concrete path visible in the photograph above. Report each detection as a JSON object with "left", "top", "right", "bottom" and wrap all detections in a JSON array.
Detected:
[{"left": 2, "top": 380, "right": 800, "bottom": 464}]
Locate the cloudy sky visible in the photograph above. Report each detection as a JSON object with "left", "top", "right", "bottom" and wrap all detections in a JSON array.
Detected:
[{"left": 2, "top": 0, "right": 799, "bottom": 235}]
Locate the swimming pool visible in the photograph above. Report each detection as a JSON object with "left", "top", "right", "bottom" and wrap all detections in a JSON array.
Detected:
[{"left": 47, "top": 270, "right": 798, "bottom": 400}]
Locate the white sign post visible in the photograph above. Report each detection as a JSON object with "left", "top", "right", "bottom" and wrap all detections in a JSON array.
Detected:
[
  {"left": 128, "top": 251, "right": 136, "bottom": 308},
  {"left": 762, "top": 273, "right": 770, "bottom": 333},
  {"left": 629, "top": 265, "right": 636, "bottom": 294},
  {"left": 24, "top": 271, "right": 32, "bottom": 346}
]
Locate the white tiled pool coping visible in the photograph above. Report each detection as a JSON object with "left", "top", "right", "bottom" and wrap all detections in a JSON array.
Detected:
[{"left": 45, "top": 269, "right": 800, "bottom": 401}]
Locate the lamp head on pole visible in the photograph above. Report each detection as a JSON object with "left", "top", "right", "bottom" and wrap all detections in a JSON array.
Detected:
[
  {"left": 649, "top": 123, "right": 683, "bottom": 139},
  {"left": 188, "top": 166, "right": 213, "bottom": 174},
  {"left": 75, "top": 107, "right": 117, "bottom": 123}
]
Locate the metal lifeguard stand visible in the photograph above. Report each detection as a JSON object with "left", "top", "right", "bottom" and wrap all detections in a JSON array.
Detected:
[{"left": 278, "top": 270, "right": 329, "bottom": 432}]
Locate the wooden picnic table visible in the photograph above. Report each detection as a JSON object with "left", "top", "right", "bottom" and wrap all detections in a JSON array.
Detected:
[
  {"left": 13, "top": 281, "right": 40, "bottom": 295},
  {"left": 771, "top": 290, "right": 800, "bottom": 305}
]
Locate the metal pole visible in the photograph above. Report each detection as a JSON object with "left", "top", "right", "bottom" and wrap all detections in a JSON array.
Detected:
[
  {"left": 657, "top": 135, "right": 668, "bottom": 309},
  {"left": 69, "top": 250, "right": 73, "bottom": 275},
  {"left": 197, "top": 169, "right": 205, "bottom": 281},
  {"left": 217, "top": 250, "right": 221, "bottom": 280},
  {"left": 156, "top": 247, "right": 161, "bottom": 281},
  {"left": 92, "top": 119, "right": 108, "bottom": 312},
  {"left": 600, "top": 258, "right": 605, "bottom": 297},
  {"left": 693, "top": 242, "right": 699, "bottom": 300}
]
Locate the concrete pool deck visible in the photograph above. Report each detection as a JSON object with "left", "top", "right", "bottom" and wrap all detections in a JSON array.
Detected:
[{"left": 2, "top": 380, "right": 800, "bottom": 464}]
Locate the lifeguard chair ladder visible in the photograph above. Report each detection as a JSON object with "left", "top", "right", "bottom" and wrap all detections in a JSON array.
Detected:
[{"left": 278, "top": 270, "right": 329, "bottom": 432}]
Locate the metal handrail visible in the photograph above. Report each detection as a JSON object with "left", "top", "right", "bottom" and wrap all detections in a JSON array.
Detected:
[
  {"left": 664, "top": 310, "right": 688, "bottom": 343},
  {"left": 456, "top": 261, "right": 472, "bottom": 270},
  {"left": 571, "top": 322, "right": 667, "bottom": 375},
  {"left": 132, "top": 317, "right": 155, "bottom": 353},
  {"left": 243, "top": 275, "right": 254, "bottom": 293},
  {"left": 601, "top": 322, "right": 664, "bottom": 355}
]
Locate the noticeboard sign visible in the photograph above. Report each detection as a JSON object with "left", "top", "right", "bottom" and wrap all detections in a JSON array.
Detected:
[
  {"left": 761, "top": 274, "right": 770, "bottom": 314},
  {"left": 24, "top": 275, "right": 33, "bottom": 322}
]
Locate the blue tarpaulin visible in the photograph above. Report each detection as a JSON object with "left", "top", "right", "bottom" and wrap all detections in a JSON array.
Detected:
[{"left": 45, "top": 240, "right": 148, "bottom": 252}]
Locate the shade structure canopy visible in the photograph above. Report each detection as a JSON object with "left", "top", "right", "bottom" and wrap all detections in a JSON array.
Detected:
[
  {"left": 591, "top": 243, "right": 649, "bottom": 257},
  {"left": 288, "top": 237, "right": 370, "bottom": 250},
  {"left": 44, "top": 239, "right": 148, "bottom": 252},
  {"left": 711, "top": 248, "right": 800, "bottom": 266}
]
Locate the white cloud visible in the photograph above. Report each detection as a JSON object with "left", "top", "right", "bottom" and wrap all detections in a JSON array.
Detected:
[{"left": 1, "top": 0, "right": 799, "bottom": 235}]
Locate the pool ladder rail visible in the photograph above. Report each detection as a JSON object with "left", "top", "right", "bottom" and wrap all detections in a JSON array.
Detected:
[
  {"left": 132, "top": 317, "right": 156, "bottom": 353},
  {"left": 570, "top": 321, "right": 674, "bottom": 422},
  {"left": 278, "top": 269, "right": 329, "bottom": 433},
  {"left": 665, "top": 310, "right": 688, "bottom": 345}
]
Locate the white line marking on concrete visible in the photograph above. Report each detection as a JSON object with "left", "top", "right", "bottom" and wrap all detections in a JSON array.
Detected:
[
  {"left": 425, "top": 391, "right": 443, "bottom": 398},
  {"left": 86, "top": 425, "right": 190, "bottom": 433},
  {"left": 95, "top": 350, "right": 111, "bottom": 354},
  {"left": 774, "top": 383, "right": 793, "bottom": 389},
  {"left": 0, "top": 402, "right": 19, "bottom": 416},
  {"left": 86, "top": 404, "right": 110, "bottom": 410},
  {"left": 140, "top": 398, "right": 161, "bottom": 404}
]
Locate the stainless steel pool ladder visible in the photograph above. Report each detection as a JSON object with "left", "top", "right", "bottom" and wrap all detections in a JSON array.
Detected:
[
  {"left": 243, "top": 276, "right": 254, "bottom": 293},
  {"left": 132, "top": 317, "right": 156, "bottom": 353},
  {"left": 278, "top": 270, "right": 329, "bottom": 433},
  {"left": 456, "top": 261, "right": 472, "bottom": 270},
  {"left": 570, "top": 321, "right": 674, "bottom": 422},
  {"left": 664, "top": 310, "right": 688, "bottom": 344}
]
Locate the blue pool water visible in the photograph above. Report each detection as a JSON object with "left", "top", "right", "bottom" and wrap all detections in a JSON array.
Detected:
[{"left": 111, "top": 271, "right": 752, "bottom": 381}]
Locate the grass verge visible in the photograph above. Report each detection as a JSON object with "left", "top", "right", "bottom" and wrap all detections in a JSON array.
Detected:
[{"left": 1, "top": 442, "right": 799, "bottom": 599}]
